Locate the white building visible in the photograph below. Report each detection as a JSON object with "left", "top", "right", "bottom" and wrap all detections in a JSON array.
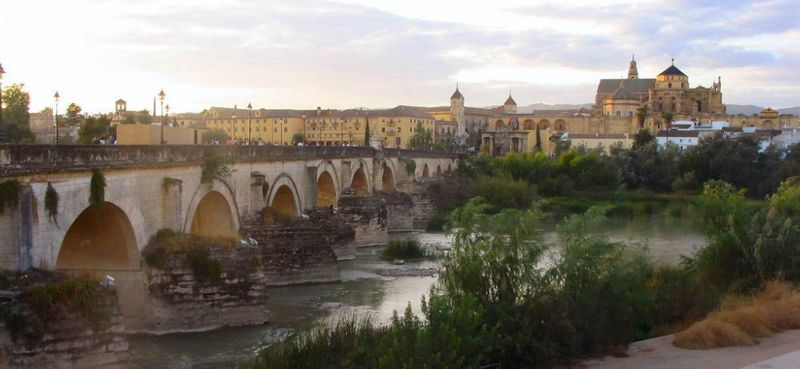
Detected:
[{"left": 656, "top": 130, "right": 700, "bottom": 150}]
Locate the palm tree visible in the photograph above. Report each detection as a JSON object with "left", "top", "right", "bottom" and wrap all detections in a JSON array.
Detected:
[
  {"left": 660, "top": 111, "right": 674, "bottom": 130},
  {"left": 636, "top": 106, "right": 649, "bottom": 129}
]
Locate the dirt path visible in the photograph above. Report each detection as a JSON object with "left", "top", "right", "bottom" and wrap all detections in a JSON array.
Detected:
[{"left": 582, "top": 329, "right": 800, "bottom": 369}]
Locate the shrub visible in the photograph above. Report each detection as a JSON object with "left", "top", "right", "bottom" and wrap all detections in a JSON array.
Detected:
[
  {"left": 186, "top": 247, "right": 222, "bottom": 283},
  {"left": 201, "top": 149, "right": 235, "bottom": 184},
  {"left": 467, "top": 176, "right": 535, "bottom": 212},
  {"left": 26, "top": 276, "right": 103, "bottom": 322},
  {"left": 44, "top": 182, "right": 59, "bottom": 224},
  {"left": 381, "top": 240, "right": 426, "bottom": 260},
  {"left": 89, "top": 168, "right": 106, "bottom": 206},
  {"left": 0, "top": 180, "right": 21, "bottom": 215}
]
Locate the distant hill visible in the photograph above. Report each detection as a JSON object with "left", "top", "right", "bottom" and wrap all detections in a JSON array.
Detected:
[
  {"left": 516, "top": 103, "right": 593, "bottom": 114},
  {"left": 726, "top": 104, "right": 800, "bottom": 116},
  {"left": 778, "top": 107, "right": 800, "bottom": 116}
]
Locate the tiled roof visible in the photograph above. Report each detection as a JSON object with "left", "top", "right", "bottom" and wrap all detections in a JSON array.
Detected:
[
  {"left": 597, "top": 78, "right": 655, "bottom": 94},
  {"left": 658, "top": 65, "right": 687, "bottom": 77},
  {"left": 656, "top": 130, "right": 699, "bottom": 138}
]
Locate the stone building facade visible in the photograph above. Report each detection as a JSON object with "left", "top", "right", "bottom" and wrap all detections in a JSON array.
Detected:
[{"left": 596, "top": 57, "right": 725, "bottom": 118}]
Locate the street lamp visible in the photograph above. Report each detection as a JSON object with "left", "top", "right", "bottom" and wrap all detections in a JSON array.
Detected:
[
  {"left": 247, "top": 103, "right": 252, "bottom": 144},
  {"left": 301, "top": 114, "right": 306, "bottom": 146},
  {"left": 53, "top": 91, "right": 60, "bottom": 144},
  {"left": 232, "top": 105, "right": 237, "bottom": 143},
  {"left": 158, "top": 89, "right": 166, "bottom": 144},
  {"left": 166, "top": 104, "right": 170, "bottom": 127},
  {"left": 0, "top": 63, "right": 5, "bottom": 144}
]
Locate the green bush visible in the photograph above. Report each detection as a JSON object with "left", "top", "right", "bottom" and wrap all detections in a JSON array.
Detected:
[
  {"left": 467, "top": 176, "right": 535, "bottom": 212},
  {"left": 382, "top": 240, "right": 426, "bottom": 260},
  {"left": 89, "top": 168, "right": 106, "bottom": 206},
  {"left": 0, "top": 180, "right": 21, "bottom": 215},
  {"left": 27, "top": 276, "right": 103, "bottom": 322},
  {"left": 186, "top": 248, "right": 222, "bottom": 283},
  {"left": 201, "top": 149, "right": 235, "bottom": 184},
  {"left": 693, "top": 179, "right": 800, "bottom": 291},
  {"left": 44, "top": 182, "right": 59, "bottom": 223}
]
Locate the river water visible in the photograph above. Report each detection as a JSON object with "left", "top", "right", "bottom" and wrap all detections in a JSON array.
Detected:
[{"left": 129, "top": 219, "right": 704, "bottom": 369}]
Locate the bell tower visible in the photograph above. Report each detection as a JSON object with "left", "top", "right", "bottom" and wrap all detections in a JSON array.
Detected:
[
  {"left": 628, "top": 54, "right": 638, "bottom": 79},
  {"left": 450, "top": 85, "right": 465, "bottom": 131}
]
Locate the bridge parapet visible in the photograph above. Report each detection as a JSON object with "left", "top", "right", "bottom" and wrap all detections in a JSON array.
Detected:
[
  {"left": 383, "top": 148, "right": 460, "bottom": 159},
  {"left": 0, "top": 145, "right": 455, "bottom": 177}
]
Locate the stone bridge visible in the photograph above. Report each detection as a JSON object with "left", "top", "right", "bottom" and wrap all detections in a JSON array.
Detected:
[{"left": 0, "top": 145, "right": 458, "bottom": 274}]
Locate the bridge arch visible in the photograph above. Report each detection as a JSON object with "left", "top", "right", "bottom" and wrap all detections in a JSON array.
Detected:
[
  {"left": 351, "top": 166, "right": 369, "bottom": 196},
  {"left": 189, "top": 191, "right": 237, "bottom": 238},
  {"left": 316, "top": 171, "right": 337, "bottom": 207},
  {"left": 315, "top": 161, "right": 340, "bottom": 208},
  {"left": 436, "top": 165, "right": 442, "bottom": 176},
  {"left": 268, "top": 174, "right": 301, "bottom": 218},
  {"left": 447, "top": 163, "right": 452, "bottom": 172},
  {"left": 57, "top": 201, "right": 140, "bottom": 271},
  {"left": 554, "top": 119, "right": 566, "bottom": 131},
  {"left": 184, "top": 180, "right": 240, "bottom": 237},
  {"left": 381, "top": 164, "right": 396, "bottom": 191},
  {"left": 421, "top": 163, "right": 430, "bottom": 178}
]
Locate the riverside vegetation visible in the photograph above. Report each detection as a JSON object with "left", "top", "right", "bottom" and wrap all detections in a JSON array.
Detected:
[{"left": 239, "top": 132, "right": 800, "bottom": 368}]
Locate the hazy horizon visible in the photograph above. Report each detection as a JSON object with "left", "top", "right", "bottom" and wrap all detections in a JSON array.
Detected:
[{"left": 2, "top": 0, "right": 799, "bottom": 114}]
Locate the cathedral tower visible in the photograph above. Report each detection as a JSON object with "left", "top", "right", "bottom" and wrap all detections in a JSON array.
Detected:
[
  {"left": 450, "top": 85, "right": 465, "bottom": 132},
  {"left": 628, "top": 54, "right": 638, "bottom": 79},
  {"left": 503, "top": 93, "right": 517, "bottom": 114}
]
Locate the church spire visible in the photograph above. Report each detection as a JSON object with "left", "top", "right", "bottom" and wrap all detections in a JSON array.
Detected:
[{"left": 628, "top": 54, "right": 638, "bottom": 79}]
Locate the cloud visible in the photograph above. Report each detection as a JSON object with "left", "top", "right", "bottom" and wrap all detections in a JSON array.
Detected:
[{"left": 1, "top": 0, "right": 799, "bottom": 112}]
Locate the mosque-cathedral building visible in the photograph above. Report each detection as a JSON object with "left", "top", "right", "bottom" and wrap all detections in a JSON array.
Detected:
[{"left": 437, "top": 58, "right": 799, "bottom": 155}]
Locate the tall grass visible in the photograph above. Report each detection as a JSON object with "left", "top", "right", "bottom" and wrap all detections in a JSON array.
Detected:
[{"left": 674, "top": 281, "right": 800, "bottom": 349}]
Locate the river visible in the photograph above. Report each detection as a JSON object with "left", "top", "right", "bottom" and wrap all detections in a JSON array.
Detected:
[{"left": 129, "top": 218, "right": 704, "bottom": 368}]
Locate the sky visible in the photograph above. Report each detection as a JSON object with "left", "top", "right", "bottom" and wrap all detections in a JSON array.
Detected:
[{"left": 1, "top": 0, "right": 799, "bottom": 113}]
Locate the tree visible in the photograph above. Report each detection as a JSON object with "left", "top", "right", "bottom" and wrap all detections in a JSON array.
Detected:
[
  {"left": 1, "top": 83, "right": 35, "bottom": 143},
  {"left": 364, "top": 122, "right": 370, "bottom": 146},
  {"left": 291, "top": 133, "right": 304, "bottom": 145},
  {"left": 534, "top": 125, "right": 542, "bottom": 151},
  {"left": 78, "top": 115, "right": 112, "bottom": 144},
  {"left": 135, "top": 110, "right": 152, "bottom": 125},
  {"left": 660, "top": 111, "right": 673, "bottom": 129},
  {"left": 65, "top": 103, "right": 82, "bottom": 126},
  {"left": 201, "top": 129, "right": 229, "bottom": 144},
  {"left": 408, "top": 122, "right": 433, "bottom": 150},
  {"left": 632, "top": 129, "right": 654, "bottom": 149},
  {"left": 635, "top": 106, "right": 648, "bottom": 129}
]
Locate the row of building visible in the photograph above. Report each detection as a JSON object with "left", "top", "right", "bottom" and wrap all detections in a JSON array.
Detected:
[{"left": 59, "top": 56, "right": 800, "bottom": 151}]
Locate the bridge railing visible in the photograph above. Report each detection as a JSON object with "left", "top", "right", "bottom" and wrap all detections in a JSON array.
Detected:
[{"left": 0, "top": 145, "right": 457, "bottom": 176}]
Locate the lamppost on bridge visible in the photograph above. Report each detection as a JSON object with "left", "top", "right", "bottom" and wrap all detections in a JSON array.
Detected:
[
  {"left": 158, "top": 89, "right": 166, "bottom": 144},
  {"left": 232, "top": 105, "right": 237, "bottom": 143},
  {"left": 166, "top": 104, "right": 170, "bottom": 127},
  {"left": 0, "top": 63, "right": 5, "bottom": 144},
  {"left": 301, "top": 114, "right": 307, "bottom": 146},
  {"left": 53, "top": 91, "right": 60, "bottom": 144},
  {"left": 247, "top": 103, "right": 252, "bottom": 144}
]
